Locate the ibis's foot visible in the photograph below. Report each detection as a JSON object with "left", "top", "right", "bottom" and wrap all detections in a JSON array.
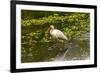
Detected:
[{"left": 52, "top": 44, "right": 59, "bottom": 48}]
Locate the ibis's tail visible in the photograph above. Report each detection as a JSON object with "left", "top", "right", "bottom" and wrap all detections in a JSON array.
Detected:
[{"left": 63, "top": 35, "right": 68, "bottom": 40}]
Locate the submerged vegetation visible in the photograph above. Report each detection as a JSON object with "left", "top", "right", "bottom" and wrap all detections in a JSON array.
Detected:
[{"left": 21, "top": 10, "right": 90, "bottom": 63}]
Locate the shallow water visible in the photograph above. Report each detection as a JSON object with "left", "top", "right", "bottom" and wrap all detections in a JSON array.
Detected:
[{"left": 21, "top": 38, "right": 90, "bottom": 63}]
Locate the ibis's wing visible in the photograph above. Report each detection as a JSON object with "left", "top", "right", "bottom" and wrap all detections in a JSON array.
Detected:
[{"left": 54, "top": 29, "right": 67, "bottom": 40}]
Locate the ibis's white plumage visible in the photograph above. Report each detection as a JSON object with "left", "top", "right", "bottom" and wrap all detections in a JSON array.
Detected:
[{"left": 49, "top": 25, "right": 67, "bottom": 40}]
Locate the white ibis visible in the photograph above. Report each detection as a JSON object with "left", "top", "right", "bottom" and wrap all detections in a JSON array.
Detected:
[
  {"left": 47, "top": 25, "right": 68, "bottom": 41},
  {"left": 46, "top": 25, "right": 68, "bottom": 56}
]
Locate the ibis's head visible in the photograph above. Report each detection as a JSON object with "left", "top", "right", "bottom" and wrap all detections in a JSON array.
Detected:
[
  {"left": 50, "top": 25, "right": 54, "bottom": 29},
  {"left": 46, "top": 25, "right": 54, "bottom": 33}
]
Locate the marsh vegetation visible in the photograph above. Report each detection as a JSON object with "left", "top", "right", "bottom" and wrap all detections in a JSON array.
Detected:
[{"left": 21, "top": 10, "right": 90, "bottom": 63}]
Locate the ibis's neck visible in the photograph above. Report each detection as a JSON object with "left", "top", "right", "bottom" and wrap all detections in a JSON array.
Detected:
[{"left": 50, "top": 29, "right": 54, "bottom": 33}]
